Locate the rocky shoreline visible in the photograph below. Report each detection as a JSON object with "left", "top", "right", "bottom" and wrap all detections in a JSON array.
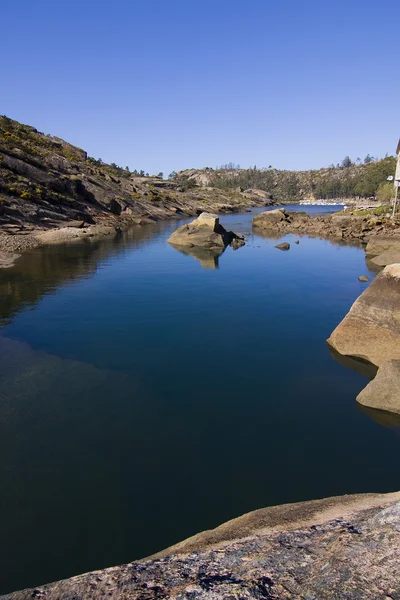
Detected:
[
  {"left": 3, "top": 491, "right": 400, "bottom": 600},
  {"left": 253, "top": 207, "right": 400, "bottom": 247}
]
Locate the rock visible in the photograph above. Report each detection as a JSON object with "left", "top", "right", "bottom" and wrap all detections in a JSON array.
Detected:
[
  {"left": 294, "top": 239, "right": 299, "bottom": 244},
  {"left": 64, "top": 220, "right": 86, "bottom": 229},
  {"left": 327, "top": 264, "right": 400, "bottom": 366},
  {"left": 366, "top": 235, "right": 400, "bottom": 267},
  {"left": 109, "top": 198, "right": 123, "bottom": 215},
  {"left": 253, "top": 208, "right": 287, "bottom": 227},
  {"left": 357, "top": 360, "right": 400, "bottom": 414},
  {"left": 167, "top": 212, "right": 243, "bottom": 250},
  {"left": 5, "top": 491, "right": 400, "bottom": 600},
  {"left": 366, "top": 235, "right": 400, "bottom": 258},
  {"left": 358, "top": 275, "right": 370, "bottom": 282},
  {"left": 371, "top": 251, "right": 400, "bottom": 267},
  {"left": 231, "top": 237, "right": 245, "bottom": 250},
  {"left": 275, "top": 242, "right": 290, "bottom": 250}
]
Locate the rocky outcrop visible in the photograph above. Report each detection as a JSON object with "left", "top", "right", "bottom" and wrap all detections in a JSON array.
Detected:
[
  {"left": 357, "top": 360, "right": 400, "bottom": 413},
  {"left": 4, "top": 491, "right": 400, "bottom": 600},
  {"left": 327, "top": 264, "right": 400, "bottom": 367},
  {"left": 252, "top": 209, "right": 400, "bottom": 244},
  {"left": 253, "top": 207, "right": 288, "bottom": 226},
  {"left": 366, "top": 235, "right": 400, "bottom": 266},
  {"left": 167, "top": 213, "right": 244, "bottom": 251},
  {"left": 0, "top": 117, "right": 267, "bottom": 253}
]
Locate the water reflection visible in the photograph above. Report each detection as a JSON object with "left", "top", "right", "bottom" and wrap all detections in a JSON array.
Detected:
[
  {"left": 252, "top": 226, "right": 365, "bottom": 248},
  {"left": 328, "top": 347, "right": 378, "bottom": 380},
  {"left": 358, "top": 404, "right": 400, "bottom": 435},
  {"left": 168, "top": 244, "right": 224, "bottom": 269},
  {"left": 0, "top": 224, "right": 163, "bottom": 327}
]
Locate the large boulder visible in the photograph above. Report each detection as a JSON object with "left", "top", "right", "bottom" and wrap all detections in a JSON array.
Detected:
[
  {"left": 357, "top": 360, "right": 400, "bottom": 414},
  {"left": 366, "top": 235, "right": 400, "bottom": 267},
  {"left": 327, "top": 264, "right": 400, "bottom": 367},
  {"left": 168, "top": 212, "right": 243, "bottom": 250},
  {"left": 253, "top": 208, "right": 287, "bottom": 227}
]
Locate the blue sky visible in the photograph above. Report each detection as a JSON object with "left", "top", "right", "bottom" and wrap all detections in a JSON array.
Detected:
[{"left": 3, "top": 0, "right": 399, "bottom": 175}]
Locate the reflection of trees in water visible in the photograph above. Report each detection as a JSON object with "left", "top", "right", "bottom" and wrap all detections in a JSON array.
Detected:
[{"left": 0, "top": 225, "right": 162, "bottom": 327}]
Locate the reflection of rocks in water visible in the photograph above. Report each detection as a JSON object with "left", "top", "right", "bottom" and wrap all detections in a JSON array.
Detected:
[
  {"left": 365, "top": 257, "right": 383, "bottom": 274},
  {"left": 328, "top": 347, "right": 377, "bottom": 380},
  {"left": 169, "top": 243, "right": 224, "bottom": 269},
  {"left": 358, "top": 404, "right": 400, "bottom": 435},
  {"left": 252, "top": 227, "right": 283, "bottom": 241},
  {"left": 0, "top": 224, "right": 161, "bottom": 327}
]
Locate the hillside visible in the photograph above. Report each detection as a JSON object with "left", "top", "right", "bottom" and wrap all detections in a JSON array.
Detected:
[
  {"left": 178, "top": 157, "right": 397, "bottom": 203},
  {"left": 0, "top": 116, "right": 397, "bottom": 252},
  {"left": 0, "top": 116, "right": 267, "bottom": 246}
]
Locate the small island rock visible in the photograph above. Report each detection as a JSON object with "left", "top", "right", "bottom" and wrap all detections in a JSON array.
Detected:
[
  {"left": 275, "top": 242, "right": 290, "bottom": 251},
  {"left": 168, "top": 212, "right": 244, "bottom": 251}
]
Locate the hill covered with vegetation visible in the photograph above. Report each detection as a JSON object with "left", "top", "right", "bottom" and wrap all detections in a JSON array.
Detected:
[
  {"left": 0, "top": 116, "right": 264, "bottom": 236},
  {"left": 178, "top": 156, "right": 397, "bottom": 203}
]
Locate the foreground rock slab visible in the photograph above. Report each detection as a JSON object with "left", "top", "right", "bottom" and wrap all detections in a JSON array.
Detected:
[
  {"left": 327, "top": 263, "right": 400, "bottom": 367},
  {"left": 357, "top": 359, "right": 400, "bottom": 414},
  {"left": 3, "top": 492, "right": 400, "bottom": 600},
  {"left": 168, "top": 212, "right": 244, "bottom": 250}
]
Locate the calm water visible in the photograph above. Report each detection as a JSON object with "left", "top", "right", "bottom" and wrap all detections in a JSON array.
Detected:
[{"left": 0, "top": 206, "right": 399, "bottom": 593}]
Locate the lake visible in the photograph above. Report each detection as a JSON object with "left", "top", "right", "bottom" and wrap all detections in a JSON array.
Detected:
[{"left": 0, "top": 205, "right": 399, "bottom": 594}]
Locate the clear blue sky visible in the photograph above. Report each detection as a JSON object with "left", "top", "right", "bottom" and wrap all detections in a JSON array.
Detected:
[{"left": 3, "top": 0, "right": 399, "bottom": 175}]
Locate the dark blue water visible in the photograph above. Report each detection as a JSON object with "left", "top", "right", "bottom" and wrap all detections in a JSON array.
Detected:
[{"left": 0, "top": 206, "right": 399, "bottom": 593}]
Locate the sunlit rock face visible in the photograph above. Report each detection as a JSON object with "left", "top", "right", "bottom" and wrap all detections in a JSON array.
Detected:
[
  {"left": 4, "top": 492, "right": 400, "bottom": 600},
  {"left": 168, "top": 212, "right": 244, "bottom": 250},
  {"left": 327, "top": 264, "right": 400, "bottom": 367}
]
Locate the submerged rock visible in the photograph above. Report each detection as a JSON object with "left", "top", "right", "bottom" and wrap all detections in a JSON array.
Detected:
[
  {"left": 357, "top": 360, "right": 400, "bottom": 414},
  {"left": 327, "top": 264, "right": 400, "bottom": 367},
  {"left": 275, "top": 242, "right": 290, "bottom": 250},
  {"left": 358, "top": 275, "right": 370, "bottom": 282},
  {"left": 167, "top": 212, "right": 244, "bottom": 251},
  {"left": 5, "top": 491, "right": 400, "bottom": 600}
]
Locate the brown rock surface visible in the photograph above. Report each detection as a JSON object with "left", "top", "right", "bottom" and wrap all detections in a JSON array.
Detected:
[
  {"left": 3, "top": 492, "right": 400, "bottom": 600},
  {"left": 253, "top": 209, "right": 400, "bottom": 244},
  {"left": 327, "top": 264, "right": 400, "bottom": 366},
  {"left": 366, "top": 235, "right": 400, "bottom": 267},
  {"left": 357, "top": 360, "right": 400, "bottom": 413},
  {"left": 168, "top": 213, "right": 243, "bottom": 250}
]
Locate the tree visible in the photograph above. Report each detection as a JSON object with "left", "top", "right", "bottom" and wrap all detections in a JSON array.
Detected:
[
  {"left": 168, "top": 171, "right": 177, "bottom": 179},
  {"left": 125, "top": 166, "right": 130, "bottom": 172},
  {"left": 375, "top": 182, "right": 394, "bottom": 203},
  {"left": 341, "top": 156, "right": 353, "bottom": 168},
  {"left": 157, "top": 172, "right": 163, "bottom": 179},
  {"left": 364, "top": 154, "right": 373, "bottom": 164}
]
